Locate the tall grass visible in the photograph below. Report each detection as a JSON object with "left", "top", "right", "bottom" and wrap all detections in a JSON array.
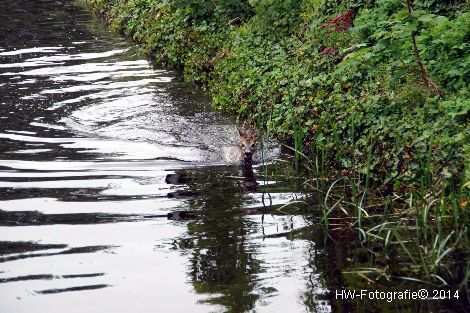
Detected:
[{"left": 285, "top": 123, "right": 470, "bottom": 297}]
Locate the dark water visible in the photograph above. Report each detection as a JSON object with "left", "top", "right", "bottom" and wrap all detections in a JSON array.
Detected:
[
  {"left": 0, "top": 1, "right": 328, "bottom": 312},
  {"left": 2, "top": 1, "right": 467, "bottom": 313}
]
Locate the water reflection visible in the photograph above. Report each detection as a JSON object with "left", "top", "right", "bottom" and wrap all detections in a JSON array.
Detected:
[
  {"left": 0, "top": 0, "right": 323, "bottom": 312},
  {"left": 164, "top": 165, "right": 329, "bottom": 312},
  {"left": 170, "top": 167, "right": 261, "bottom": 311}
]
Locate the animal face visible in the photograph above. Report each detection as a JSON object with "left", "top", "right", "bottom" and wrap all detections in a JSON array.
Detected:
[{"left": 237, "top": 126, "right": 259, "bottom": 161}]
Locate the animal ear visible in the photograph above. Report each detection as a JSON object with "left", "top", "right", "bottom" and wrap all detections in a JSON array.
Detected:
[
  {"left": 251, "top": 129, "right": 259, "bottom": 141},
  {"left": 236, "top": 126, "right": 246, "bottom": 137}
]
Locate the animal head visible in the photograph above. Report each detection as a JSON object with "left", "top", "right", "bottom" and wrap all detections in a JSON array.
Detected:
[{"left": 237, "top": 126, "right": 259, "bottom": 161}]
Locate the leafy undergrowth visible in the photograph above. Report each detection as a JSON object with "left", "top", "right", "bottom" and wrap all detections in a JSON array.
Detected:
[
  {"left": 82, "top": 0, "right": 469, "bottom": 299},
  {"left": 83, "top": 0, "right": 469, "bottom": 187}
]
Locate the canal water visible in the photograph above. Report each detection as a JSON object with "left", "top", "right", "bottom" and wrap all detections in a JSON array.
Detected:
[{"left": 0, "top": 1, "right": 328, "bottom": 312}]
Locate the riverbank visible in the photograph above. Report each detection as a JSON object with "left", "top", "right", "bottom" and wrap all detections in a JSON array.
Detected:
[
  {"left": 81, "top": 0, "right": 469, "bottom": 297},
  {"left": 83, "top": 0, "right": 468, "bottom": 188}
]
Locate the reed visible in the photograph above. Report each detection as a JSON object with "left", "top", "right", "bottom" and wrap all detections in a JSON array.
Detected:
[
  {"left": 284, "top": 126, "right": 469, "bottom": 296},
  {"left": 272, "top": 106, "right": 469, "bottom": 297}
]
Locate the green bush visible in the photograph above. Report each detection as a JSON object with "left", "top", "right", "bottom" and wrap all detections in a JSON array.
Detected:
[{"left": 84, "top": 0, "right": 469, "bottom": 188}]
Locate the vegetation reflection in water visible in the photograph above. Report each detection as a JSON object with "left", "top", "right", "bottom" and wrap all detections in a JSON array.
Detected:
[
  {"left": 162, "top": 158, "right": 470, "bottom": 313},
  {"left": 163, "top": 163, "right": 318, "bottom": 312}
]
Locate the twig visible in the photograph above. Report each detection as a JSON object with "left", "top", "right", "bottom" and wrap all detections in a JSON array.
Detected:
[{"left": 405, "top": 0, "right": 442, "bottom": 97}]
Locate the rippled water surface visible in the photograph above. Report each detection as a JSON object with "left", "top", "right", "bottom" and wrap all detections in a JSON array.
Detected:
[{"left": 0, "top": 1, "right": 330, "bottom": 312}]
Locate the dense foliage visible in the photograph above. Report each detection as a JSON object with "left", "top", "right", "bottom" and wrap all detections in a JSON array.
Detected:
[
  {"left": 83, "top": 0, "right": 470, "bottom": 298},
  {"left": 85, "top": 0, "right": 469, "bottom": 189}
]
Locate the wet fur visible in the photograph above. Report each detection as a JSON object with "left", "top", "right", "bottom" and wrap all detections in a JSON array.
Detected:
[{"left": 236, "top": 126, "right": 258, "bottom": 163}]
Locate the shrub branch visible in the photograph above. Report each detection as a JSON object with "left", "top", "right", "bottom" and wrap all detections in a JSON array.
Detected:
[{"left": 405, "top": 0, "right": 442, "bottom": 97}]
